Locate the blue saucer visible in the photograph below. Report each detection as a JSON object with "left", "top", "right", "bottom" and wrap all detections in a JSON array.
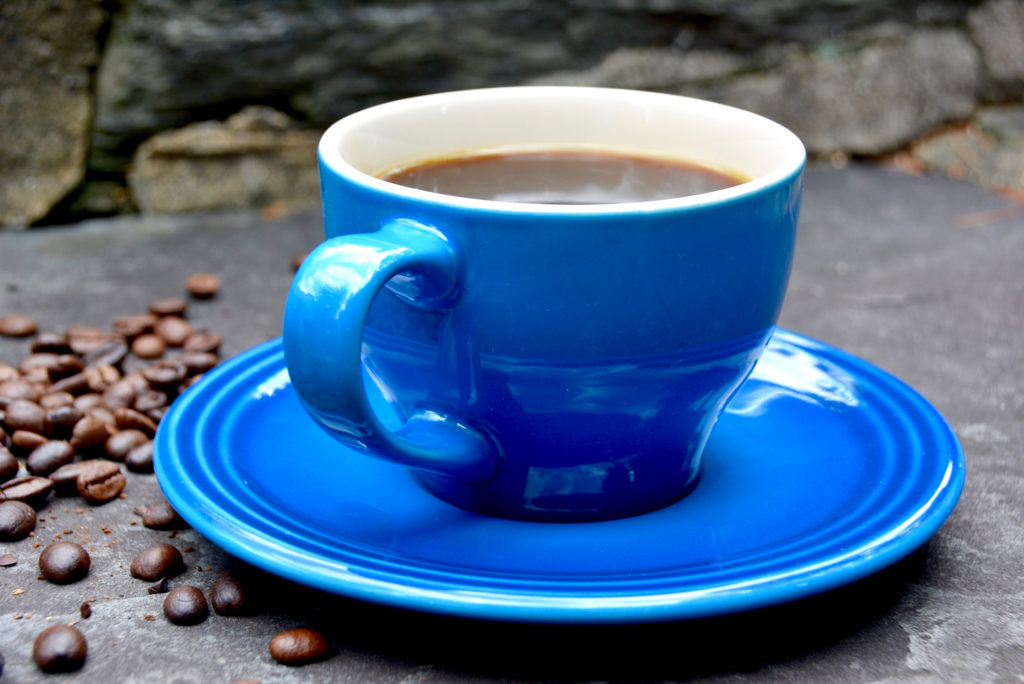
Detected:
[{"left": 154, "top": 330, "right": 964, "bottom": 623}]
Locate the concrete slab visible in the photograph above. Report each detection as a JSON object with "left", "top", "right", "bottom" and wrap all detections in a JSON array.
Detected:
[{"left": 0, "top": 163, "right": 1021, "bottom": 682}]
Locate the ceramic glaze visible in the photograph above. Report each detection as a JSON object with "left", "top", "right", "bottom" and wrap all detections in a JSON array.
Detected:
[
  {"left": 283, "top": 87, "right": 806, "bottom": 520},
  {"left": 154, "top": 332, "right": 965, "bottom": 622}
]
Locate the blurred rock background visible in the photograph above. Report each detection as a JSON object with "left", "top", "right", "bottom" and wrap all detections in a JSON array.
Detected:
[{"left": 1, "top": 0, "right": 1023, "bottom": 228}]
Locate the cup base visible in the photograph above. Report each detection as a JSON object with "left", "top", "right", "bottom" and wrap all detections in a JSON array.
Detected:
[{"left": 413, "top": 465, "right": 702, "bottom": 523}]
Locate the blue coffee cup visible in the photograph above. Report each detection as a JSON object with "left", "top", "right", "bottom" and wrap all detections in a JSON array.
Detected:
[{"left": 283, "top": 87, "right": 805, "bottom": 521}]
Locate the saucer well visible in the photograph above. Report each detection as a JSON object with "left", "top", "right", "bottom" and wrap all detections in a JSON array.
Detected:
[{"left": 154, "top": 330, "right": 964, "bottom": 623}]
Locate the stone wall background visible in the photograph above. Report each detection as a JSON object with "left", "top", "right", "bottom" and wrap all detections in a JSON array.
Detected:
[{"left": 2, "top": 0, "right": 1023, "bottom": 228}]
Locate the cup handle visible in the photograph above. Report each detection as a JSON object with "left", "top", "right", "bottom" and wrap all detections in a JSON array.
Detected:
[{"left": 283, "top": 218, "right": 499, "bottom": 482}]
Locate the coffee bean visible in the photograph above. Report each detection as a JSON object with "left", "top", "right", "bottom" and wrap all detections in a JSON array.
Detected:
[
  {"left": 49, "top": 371, "right": 90, "bottom": 395},
  {"left": 131, "top": 334, "right": 166, "bottom": 359},
  {"left": 0, "top": 475, "right": 53, "bottom": 508},
  {"left": 18, "top": 352, "right": 60, "bottom": 376},
  {"left": 26, "top": 440, "right": 75, "bottom": 477},
  {"left": 77, "top": 460, "right": 126, "bottom": 504},
  {"left": 70, "top": 414, "right": 113, "bottom": 451},
  {"left": 10, "top": 429, "right": 47, "bottom": 455},
  {"left": 82, "top": 337, "right": 129, "bottom": 368},
  {"left": 47, "top": 354, "right": 85, "bottom": 381},
  {"left": 155, "top": 316, "right": 193, "bottom": 347},
  {"left": 114, "top": 407, "right": 158, "bottom": 436},
  {"left": 0, "top": 363, "right": 17, "bottom": 383},
  {"left": 33, "top": 624, "right": 87, "bottom": 673},
  {"left": 183, "top": 331, "right": 222, "bottom": 354},
  {"left": 73, "top": 393, "right": 104, "bottom": 412},
  {"left": 0, "top": 313, "right": 38, "bottom": 338},
  {"left": 44, "top": 404, "right": 83, "bottom": 439},
  {"left": 39, "top": 541, "right": 91, "bottom": 584},
  {"left": 102, "top": 377, "right": 138, "bottom": 410},
  {"left": 180, "top": 352, "right": 218, "bottom": 376},
  {"left": 142, "top": 359, "right": 187, "bottom": 390},
  {"left": 83, "top": 364, "right": 120, "bottom": 393},
  {"left": 163, "top": 585, "right": 209, "bottom": 625},
  {"left": 210, "top": 574, "right": 248, "bottom": 616},
  {"left": 0, "top": 500, "right": 37, "bottom": 540},
  {"left": 0, "top": 553, "right": 16, "bottom": 566},
  {"left": 185, "top": 272, "right": 220, "bottom": 299},
  {"left": 269, "top": 628, "right": 329, "bottom": 665},
  {"left": 106, "top": 429, "right": 149, "bottom": 461},
  {"left": 125, "top": 440, "right": 155, "bottom": 473},
  {"left": 137, "top": 500, "right": 185, "bottom": 529},
  {"left": 0, "top": 379, "right": 39, "bottom": 404},
  {"left": 80, "top": 601, "right": 92, "bottom": 619},
  {"left": 130, "top": 543, "right": 184, "bottom": 580},
  {"left": 67, "top": 328, "right": 119, "bottom": 357},
  {"left": 50, "top": 461, "right": 99, "bottom": 496},
  {"left": 112, "top": 313, "right": 157, "bottom": 339},
  {"left": 149, "top": 297, "right": 188, "bottom": 317},
  {"left": 4, "top": 398, "right": 46, "bottom": 434},
  {"left": 39, "top": 391, "right": 75, "bottom": 409},
  {"left": 31, "top": 331, "right": 72, "bottom": 354},
  {"left": 133, "top": 389, "right": 168, "bottom": 413},
  {"left": 0, "top": 446, "right": 17, "bottom": 482},
  {"left": 147, "top": 576, "right": 170, "bottom": 594}
]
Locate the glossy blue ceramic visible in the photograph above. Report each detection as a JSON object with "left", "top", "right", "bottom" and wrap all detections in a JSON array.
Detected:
[
  {"left": 154, "top": 331, "right": 965, "bottom": 623},
  {"left": 283, "top": 87, "right": 806, "bottom": 520}
]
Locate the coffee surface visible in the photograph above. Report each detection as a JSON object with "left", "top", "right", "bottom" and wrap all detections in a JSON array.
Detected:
[{"left": 380, "top": 149, "right": 744, "bottom": 204}]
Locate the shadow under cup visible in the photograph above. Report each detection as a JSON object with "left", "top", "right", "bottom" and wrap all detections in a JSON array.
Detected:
[{"left": 285, "top": 87, "right": 806, "bottom": 522}]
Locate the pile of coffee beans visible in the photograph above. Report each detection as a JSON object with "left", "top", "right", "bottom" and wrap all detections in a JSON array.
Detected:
[{"left": 1, "top": 272, "right": 332, "bottom": 678}]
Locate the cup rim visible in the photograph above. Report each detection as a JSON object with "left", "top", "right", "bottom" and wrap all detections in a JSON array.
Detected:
[{"left": 318, "top": 86, "right": 806, "bottom": 215}]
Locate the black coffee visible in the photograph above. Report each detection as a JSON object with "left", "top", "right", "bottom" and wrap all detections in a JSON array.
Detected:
[{"left": 380, "top": 149, "right": 746, "bottom": 204}]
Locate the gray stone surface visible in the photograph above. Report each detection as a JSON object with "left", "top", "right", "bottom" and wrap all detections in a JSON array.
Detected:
[
  {"left": 0, "top": 0, "right": 105, "bottom": 227},
  {"left": 1, "top": 164, "right": 1022, "bottom": 681},
  {"left": 127, "top": 106, "right": 320, "bottom": 214}
]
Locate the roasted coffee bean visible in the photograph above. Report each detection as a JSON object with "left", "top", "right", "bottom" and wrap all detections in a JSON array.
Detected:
[
  {"left": 183, "top": 331, "right": 222, "bottom": 354},
  {"left": 31, "top": 331, "right": 72, "bottom": 354},
  {"left": 47, "top": 354, "right": 85, "bottom": 381},
  {"left": 133, "top": 389, "right": 168, "bottom": 413},
  {"left": 18, "top": 352, "right": 60, "bottom": 376},
  {"left": 0, "top": 313, "right": 38, "bottom": 338},
  {"left": 0, "top": 363, "right": 17, "bottom": 383},
  {"left": 33, "top": 624, "right": 87, "bottom": 673},
  {"left": 70, "top": 414, "right": 113, "bottom": 451},
  {"left": 45, "top": 404, "right": 83, "bottom": 438},
  {"left": 0, "top": 379, "right": 39, "bottom": 404},
  {"left": 211, "top": 574, "right": 248, "bottom": 616},
  {"left": 80, "top": 601, "right": 92, "bottom": 619},
  {"left": 0, "top": 446, "right": 17, "bottom": 482},
  {"left": 10, "top": 429, "right": 47, "bottom": 455},
  {"left": 26, "top": 440, "right": 75, "bottom": 477},
  {"left": 82, "top": 337, "right": 128, "bottom": 368},
  {"left": 106, "top": 429, "right": 149, "bottom": 461},
  {"left": 114, "top": 407, "right": 158, "bottom": 435},
  {"left": 39, "top": 541, "right": 91, "bottom": 584},
  {"left": 0, "top": 553, "right": 16, "bottom": 566},
  {"left": 86, "top": 406, "right": 117, "bottom": 426},
  {"left": 0, "top": 500, "right": 37, "bottom": 540},
  {"left": 125, "top": 440, "right": 155, "bottom": 473},
  {"left": 137, "top": 500, "right": 185, "bottom": 529},
  {"left": 0, "top": 425, "right": 7, "bottom": 447},
  {"left": 0, "top": 475, "right": 52, "bottom": 508},
  {"left": 163, "top": 585, "right": 209, "bottom": 625},
  {"left": 131, "top": 334, "right": 166, "bottom": 359},
  {"left": 112, "top": 313, "right": 157, "bottom": 339},
  {"left": 155, "top": 316, "right": 192, "bottom": 347},
  {"left": 51, "top": 461, "right": 97, "bottom": 496},
  {"left": 142, "top": 359, "right": 187, "bottom": 390},
  {"left": 130, "top": 543, "right": 184, "bottom": 580},
  {"left": 84, "top": 364, "right": 120, "bottom": 392},
  {"left": 48, "top": 371, "right": 90, "bottom": 395},
  {"left": 149, "top": 297, "right": 188, "bottom": 317},
  {"left": 4, "top": 398, "right": 46, "bottom": 434},
  {"left": 102, "top": 377, "right": 138, "bottom": 410},
  {"left": 40, "top": 392, "right": 75, "bottom": 409},
  {"left": 146, "top": 406, "right": 167, "bottom": 424},
  {"left": 148, "top": 577, "right": 169, "bottom": 594},
  {"left": 269, "top": 628, "right": 329, "bottom": 665},
  {"left": 181, "top": 352, "right": 218, "bottom": 376},
  {"left": 73, "top": 393, "right": 104, "bottom": 412},
  {"left": 77, "top": 460, "right": 126, "bottom": 504},
  {"left": 185, "top": 272, "right": 220, "bottom": 299}
]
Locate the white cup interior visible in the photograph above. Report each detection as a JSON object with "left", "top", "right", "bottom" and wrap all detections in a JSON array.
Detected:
[{"left": 320, "top": 87, "right": 805, "bottom": 208}]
